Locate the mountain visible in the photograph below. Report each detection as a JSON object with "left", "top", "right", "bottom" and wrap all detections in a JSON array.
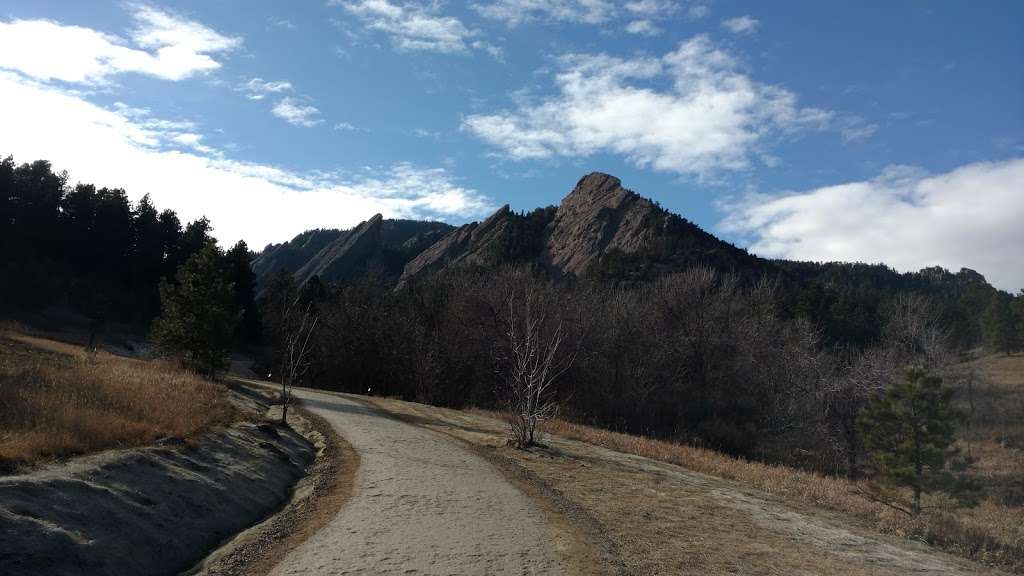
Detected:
[
  {"left": 253, "top": 172, "right": 1001, "bottom": 347},
  {"left": 253, "top": 217, "right": 452, "bottom": 289},
  {"left": 252, "top": 228, "right": 345, "bottom": 284},
  {"left": 398, "top": 172, "right": 766, "bottom": 287}
]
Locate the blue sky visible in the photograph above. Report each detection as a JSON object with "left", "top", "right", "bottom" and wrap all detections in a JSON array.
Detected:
[{"left": 0, "top": 1, "right": 1021, "bottom": 289}]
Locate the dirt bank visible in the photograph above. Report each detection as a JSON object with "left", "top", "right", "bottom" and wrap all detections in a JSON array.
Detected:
[
  {"left": 0, "top": 417, "right": 314, "bottom": 576},
  {"left": 191, "top": 386, "right": 359, "bottom": 576}
]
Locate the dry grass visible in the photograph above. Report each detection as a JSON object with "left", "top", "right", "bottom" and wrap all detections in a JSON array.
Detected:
[
  {"left": 0, "top": 332, "right": 233, "bottom": 471},
  {"left": 464, "top": 356, "right": 1024, "bottom": 571},
  {"left": 530, "top": 415, "right": 1022, "bottom": 572},
  {"left": 366, "top": 396, "right": 992, "bottom": 575}
]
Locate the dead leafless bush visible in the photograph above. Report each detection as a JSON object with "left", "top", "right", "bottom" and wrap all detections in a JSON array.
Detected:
[
  {"left": 278, "top": 298, "right": 318, "bottom": 424},
  {"left": 498, "top": 286, "right": 574, "bottom": 449}
]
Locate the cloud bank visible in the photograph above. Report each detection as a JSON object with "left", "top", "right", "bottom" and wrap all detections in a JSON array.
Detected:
[
  {"left": 721, "top": 158, "right": 1024, "bottom": 291},
  {"left": 0, "top": 72, "right": 493, "bottom": 249}
]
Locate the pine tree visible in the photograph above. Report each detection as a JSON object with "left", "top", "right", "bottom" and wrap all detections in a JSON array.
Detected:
[
  {"left": 132, "top": 194, "right": 165, "bottom": 322},
  {"left": 151, "top": 244, "right": 238, "bottom": 376},
  {"left": 224, "top": 240, "right": 260, "bottom": 345},
  {"left": 857, "top": 367, "right": 976, "bottom": 515}
]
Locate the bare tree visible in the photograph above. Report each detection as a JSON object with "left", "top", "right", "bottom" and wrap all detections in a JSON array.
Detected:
[
  {"left": 883, "top": 293, "right": 951, "bottom": 369},
  {"left": 279, "top": 298, "right": 318, "bottom": 424},
  {"left": 826, "top": 293, "right": 954, "bottom": 477},
  {"left": 499, "top": 287, "right": 573, "bottom": 449}
]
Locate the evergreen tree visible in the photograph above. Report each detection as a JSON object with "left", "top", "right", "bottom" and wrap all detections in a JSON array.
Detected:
[
  {"left": 61, "top": 183, "right": 99, "bottom": 312},
  {"left": 180, "top": 216, "right": 214, "bottom": 262},
  {"left": 224, "top": 240, "right": 260, "bottom": 345},
  {"left": 857, "top": 367, "right": 976, "bottom": 515},
  {"left": 132, "top": 194, "right": 165, "bottom": 321},
  {"left": 0, "top": 156, "right": 13, "bottom": 309},
  {"left": 983, "top": 294, "right": 1019, "bottom": 355},
  {"left": 92, "top": 188, "right": 135, "bottom": 320},
  {"left": 158, "top": 208, "right": 184, "bottom": 279},
  {"left": 151, "top": 244, "right": 238, "bottom": 376},
  {"left": 6, "top": 159, "right": 67, "bottom": 308},
  {"left": 0, "top": 156, "right": 13, "bottom": 246}
]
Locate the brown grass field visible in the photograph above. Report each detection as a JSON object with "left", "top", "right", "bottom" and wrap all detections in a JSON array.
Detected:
[{"left": 0, "top": 331, "right": 233, "bottom": 471}]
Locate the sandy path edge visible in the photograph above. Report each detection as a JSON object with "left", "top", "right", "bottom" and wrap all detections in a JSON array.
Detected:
[{"left": 189, "top": 380, "right": 359, "bottom": 576}]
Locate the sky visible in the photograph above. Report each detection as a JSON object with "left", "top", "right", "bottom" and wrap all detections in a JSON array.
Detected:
[{"left": 0, "top": 1, "right": 1021, "bottom": 290}]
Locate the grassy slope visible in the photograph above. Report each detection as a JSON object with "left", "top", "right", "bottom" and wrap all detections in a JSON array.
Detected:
[{"left": 0, "top": 331, "right": 233, "bottom": 471}]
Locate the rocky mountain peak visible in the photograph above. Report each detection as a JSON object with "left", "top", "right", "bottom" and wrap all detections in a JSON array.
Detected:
[
  {"left": 543, "top": 173, "right": 656, "bottom": 276},
  {"left": 569, "top": 171, "right": 622, "bottom": 198}
]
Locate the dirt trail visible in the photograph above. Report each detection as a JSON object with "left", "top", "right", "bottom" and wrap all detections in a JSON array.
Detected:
[{"left": 267, "top": 388, "right": 561, "bottom": 576}]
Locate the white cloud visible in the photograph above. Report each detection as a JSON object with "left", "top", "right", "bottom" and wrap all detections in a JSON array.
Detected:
[
  {"left": 625, "top": 19, "right": 660, "bottom": 35},
  {"left": 837, "top": 116, "right": 879, "bottom": 143},
  {"left": 0, "top": 71, "right": 493, "bottom": 249},
  {"left": 170, "top": 132, "right": 216, "bottom": 154},
  {"left": 112, "top": 102, "right": 198, "bottom": 133},
  {"left": 475, "top": 0, "right": 617, "bottom": 25},
  {"left": 687, "top": 4, "right": 710, "bottom": 19},
  {"left": 475, "top": 0, "right": 682, "bottom": 32},
  {"left": 722, "top": 15, "right": 759, "bottom": 34},
  {"left": 413, "top": 128, "right": 442, "bottom": 139},
  {"left": 239, "top": 77, "right": 293, "bottom": 100},
  {"left": 720, "top": 158, "right": 1024, "bottom": 291},
  {"left": 463, "top": 35, "right": 836, "bottom": 177},
  {"left": 472, "top": 40, "right": 506, "bottom": 61},
  {"left": 334, "top": 122, "right": 360, "bottom": 131},
  {"left": 269, "top": 17, "right": 296, "bottom": 30},
  {"left": 272, "top": 97, "right": 323, "bottom": 127},
  {"left": 624, "top": 0, "right": 673, "bottom": 15},
  {"left": 241, "top": 79, "right": 323, "bottom": 128},
  {"left": 332, "top": 0, "right": 482, "bottom": 54},
  {"left": 0, "top": 6, "right": 240, "bottom": 84}
]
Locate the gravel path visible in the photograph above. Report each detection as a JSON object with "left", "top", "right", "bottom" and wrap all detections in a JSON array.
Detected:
[{"left": 269, "top": 388, "right": 560, "bottom": 576}]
